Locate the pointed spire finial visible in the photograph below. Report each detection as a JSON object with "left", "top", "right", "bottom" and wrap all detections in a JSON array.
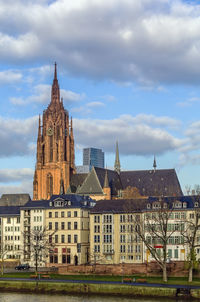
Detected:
[
  {"left": 114, "top": 141, "right": 121, "bottom": 174},
  {"left": 60, "top": 170, "right": 65, "bottom": 195},
  {"left": 103, "top": 169, "right": 109, "bottom": 188},
  {"left": 153, "top": 155, "right": 157, "bottom": 171},
  {"left": 54, "top": 62, "right": 57, "bottom": 80},
  {"left": 51, "top": 62, "right": 60, "bottom": 104}
]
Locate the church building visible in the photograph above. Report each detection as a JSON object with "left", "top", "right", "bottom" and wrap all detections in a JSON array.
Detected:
[{"left": 33, "top": 64, "right": 75, "bottom": 200}]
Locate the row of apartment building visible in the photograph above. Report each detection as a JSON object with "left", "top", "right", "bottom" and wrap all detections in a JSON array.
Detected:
[{"left": 0, "top": 194, "right": 199, "bottom": 267}]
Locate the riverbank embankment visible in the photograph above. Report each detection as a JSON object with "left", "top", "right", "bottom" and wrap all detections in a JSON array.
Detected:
[{"left": 1, "top": 280, "right": 200, "bottom": 299}]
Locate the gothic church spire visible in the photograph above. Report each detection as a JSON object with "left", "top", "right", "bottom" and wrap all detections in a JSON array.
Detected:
[
  {"left": 114, "top": 141, "right": 121, "bottom": 174},
  {"left": 51, "top": 62, "right": 60, "bottom": 104}
]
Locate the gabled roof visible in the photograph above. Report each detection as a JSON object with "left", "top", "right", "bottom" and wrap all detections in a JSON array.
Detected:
[
  {"left": 77, "top": 167, "right": 122, "bottom": 196},
  {"left": 120, "top": 169, "right": 183, "bottom": 197},
  {"left": 0, "top": 194, "right": 31, "bottom": 206},
  {"left": 67, "top": 173, "right": 88, "bottom": 193}
]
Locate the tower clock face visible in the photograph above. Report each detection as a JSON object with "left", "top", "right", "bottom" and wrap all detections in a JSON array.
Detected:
[{"left": 47, "top": 127, "right": 53, "bottom": 136}]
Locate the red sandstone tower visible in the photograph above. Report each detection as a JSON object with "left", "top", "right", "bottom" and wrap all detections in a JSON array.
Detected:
[{"left": 33, "top": 63, "right": 75, "bottom": 200}]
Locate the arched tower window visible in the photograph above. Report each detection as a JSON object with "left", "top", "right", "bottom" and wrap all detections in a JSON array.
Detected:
[
  {"left": 47, "top": 173, "right": 53, "bottom": 197},
  {"left": 56, "top": 143, "right": 59, "bottom": 162},
  {"left": 49, "top": 135, "right": 53, "bottom": 162},
  {"left": 42, "top": 145, "right": 45, "bottom": 165}
]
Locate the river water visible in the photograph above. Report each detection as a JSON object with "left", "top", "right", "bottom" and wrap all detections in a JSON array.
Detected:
[{"left": 0, "top": 292, "right": 187, "bottom": 302}]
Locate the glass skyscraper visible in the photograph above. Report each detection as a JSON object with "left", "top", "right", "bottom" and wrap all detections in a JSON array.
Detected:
[{"left": 83, "top": 147, "right": 104, "bottom": 169}]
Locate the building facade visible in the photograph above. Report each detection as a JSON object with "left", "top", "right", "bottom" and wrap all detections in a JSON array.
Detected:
[
  {"left": 33, "top": 64, "right": 75, "bottom": 200},
  {"left": 20, "top": 194, "right": 95, "bottom": 267}
]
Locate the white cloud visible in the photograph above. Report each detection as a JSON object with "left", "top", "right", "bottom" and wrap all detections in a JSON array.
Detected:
[
  {"left": 74, "top": 115, "right": 183, "bottom": 155},
  {"left": 86, "top": 101, "right": 105, "bottom": 107},
  {"left": 10, "top": 84, "right": 84, "bottom": 105},
  {"left": 0, "top": 180, "right": 33, "bottom": 197},
  {"left": 1, "top": 0, "right": 200, "bottom": 84},
  {"left": 0, "top": 116, "right": 37, "bottom": 157},
  {"left": 0, "top": 168, "right": 33, "bottom": 183},
  {"left": 177, "top": 97, "right": 200, "bottom": 107},
  {"left": 0, "top": 70, "right": 22, "bottom": 84}
]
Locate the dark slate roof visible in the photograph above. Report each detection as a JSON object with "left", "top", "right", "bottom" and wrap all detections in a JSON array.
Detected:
[
  {"left": 120, "top": 169, "right": 183, "bottom": 197},
  {"left": 77, "top": 167, "right": 122, "bottom": 196},
  {"left": 91, "top": 195, "right": 199, "bottom": 214},
  {"left": 0, "top": 194, "right": 31, "bottom": 206},
  {"left": 68, "top": 173, "right": 88, "bottom": 193},
  {"left": 91, "top": 199, "right": 146, "bottom": 214},
  {"left": 147, "top": 195, "right": 199, "bottom": 209},
  {"left": 0, "top": 206, "right": 21, "bottom": 216},
  {"left": 22, "top": 194, "right": 95, "bottom": 210}
]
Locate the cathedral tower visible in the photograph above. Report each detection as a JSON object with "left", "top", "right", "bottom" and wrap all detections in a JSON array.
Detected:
[{"left": 33, "top": 63, "right": 75, "bottom": 200}]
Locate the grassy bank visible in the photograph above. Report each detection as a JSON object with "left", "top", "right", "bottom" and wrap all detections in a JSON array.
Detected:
[
  {"left": 0, "top": 280, "right": 177, "bottom": 298},
  {"left": 2, "top": 272, "right": 200, "bottom": 286}
]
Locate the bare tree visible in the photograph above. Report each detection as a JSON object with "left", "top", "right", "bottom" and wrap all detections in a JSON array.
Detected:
[
  {"left": 134, "top": 201, "right": 179, "bottom": 282},
  {"left": 23, "top": 227, "right": 56, "bottom": 273},
  {"left": 179, "top": 197, "right": 200, "bottom": 282},
  {"left": 0, "top": 241, "right": 9, "bottom": 275}
]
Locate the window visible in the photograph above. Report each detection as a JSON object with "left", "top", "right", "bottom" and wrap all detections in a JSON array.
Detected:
[
  {"left": 94, "top": 225, "right": 100, "bottom": 233},
  {"left": 61, "top": 222, "right": 65, "bottom": 230},
  {"left": 16, "top": 217, "right": 20, "bottom": 223},
  {"left": 67, "top": 211, "right": 71, "bottom": 218},
  {"left": 55, "top": 235, "right": 58, "bottom": 243},
  {"left": 68, "top": 235, "right": 71, "bottom": 243},
  {"left": 120, "top": 245, "right": 126, "bottom": 253},
  {"left": 103, "top": 235, "right": 112, "bottom": 243},
  {"left": 74, "top": 235, "right": 78, "bottom": 243},
  {"left": 120, "top": 235, "right": 126, "bottom": 243},
  {"left": 94, "top": 245, "right": 100, "bottom": 253},
  {"left": 55, "top": 222, "right": 58, "bottom": 230},
  {"left": 94, "top": 235, "right": 100, "bottom": 243},
  {"left": 120, "top": 215, "right": 126, "bottom": 223},
  {"left": 55, "top": 212, "right": 58, "bottom": 218},
  {"left": 94, "top": 215, "right": 100, "bottom": 223},
  {"left": 174, "top": 249, "right": 178, "bottom": 259},
  {"left": 61, "top": 235, "right": 65, "bottom": 243},
  {"left": 68, "top": 222, "right": 71, "bottom": 230},
  {"left": 61, "top": 211, "right": 65, "bottom": 218},
  {"left": 49, "top": 235, "right": 52, "bottom": 243},
  {"left": 74, "top": 211, "right": 78, "bottom": 217},
  {"left": 49, "top": 222, "right": 52, "bottom": 230},
  {"left": 7, "top": 218, "right": 11, "bottom": 224},
  {"left": 103, "top": 224, "right": 112, "bottom": 233},
  {"left": 120, "top": 225, "right": 126, "bottom": 233},
  {"left": 103, "top": 215, "right": 112, "bottom": 223}
]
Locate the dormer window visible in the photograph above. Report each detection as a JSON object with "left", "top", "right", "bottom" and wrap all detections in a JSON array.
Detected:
[
  {"left": 163, "top": 203, "right": 167, "bottom": 209},
  {"left": 195, "top": 202, "right": 199, "bottom": 208},
  {"left": 147, "top": 203, "right": 151, "bottom": 209},
  {"left": 183, "top": 202, "right": 187, "bottom": 208},
  {"left": 153, "top": 202, "right": 161, "bottom": 209},
  {"left": 174, "top": 201, "right": 182, "bottom": 208},
  {"left": 49, "top": 202, "right": 53, "bottom": 207},
  {"left": 68, "top": 201, "right": 71, "bottom": 206}
]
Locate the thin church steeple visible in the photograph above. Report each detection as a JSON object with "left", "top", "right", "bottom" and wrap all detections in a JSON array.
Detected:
[
  {"left": 114, "top": 141, "right": 121, "bottom": 174},
  {"left": 153, "top": 155, "right": 157, "bottom": 171},
  {"left": 51, "top": 62, "right": 60, "bottom": 104}
]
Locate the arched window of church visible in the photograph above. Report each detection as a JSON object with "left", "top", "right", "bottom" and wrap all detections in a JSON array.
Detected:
[
  {"left": 56, "top": 126, "right": 60, "bottom": 140},
  {"left": 47, "top": 173, "right": 53, "bottom": 197},
  {"left": 42, "top": 145, "right": 45, "bottom": 165},
  {"left": 49, "top": 135, "right": 53, "bottom": 162},
  {"left": 56, "top": 143, "right": 59, "bottom": 161}
]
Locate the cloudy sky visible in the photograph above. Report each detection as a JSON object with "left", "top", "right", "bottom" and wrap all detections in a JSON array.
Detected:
[{"left": 1, "top": 0, "right": 200, "bottom": 197}]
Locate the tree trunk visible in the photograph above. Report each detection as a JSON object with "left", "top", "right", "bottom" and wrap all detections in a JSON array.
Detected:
[
  {"left": 163, "top": 263, "right": 167, "bottom": 282},
  {"left": 188, "top": 263, "right": 193, "bottom": 283}
]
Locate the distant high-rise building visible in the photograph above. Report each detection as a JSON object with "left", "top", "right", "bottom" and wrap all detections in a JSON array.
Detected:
[{"left": 83, "top": 147, "right": 104, "bottom": 169}]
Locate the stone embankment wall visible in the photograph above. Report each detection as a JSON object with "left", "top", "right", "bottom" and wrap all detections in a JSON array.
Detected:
[{"left": 58, "top": 261, "right": 188, "bottom": 276}]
